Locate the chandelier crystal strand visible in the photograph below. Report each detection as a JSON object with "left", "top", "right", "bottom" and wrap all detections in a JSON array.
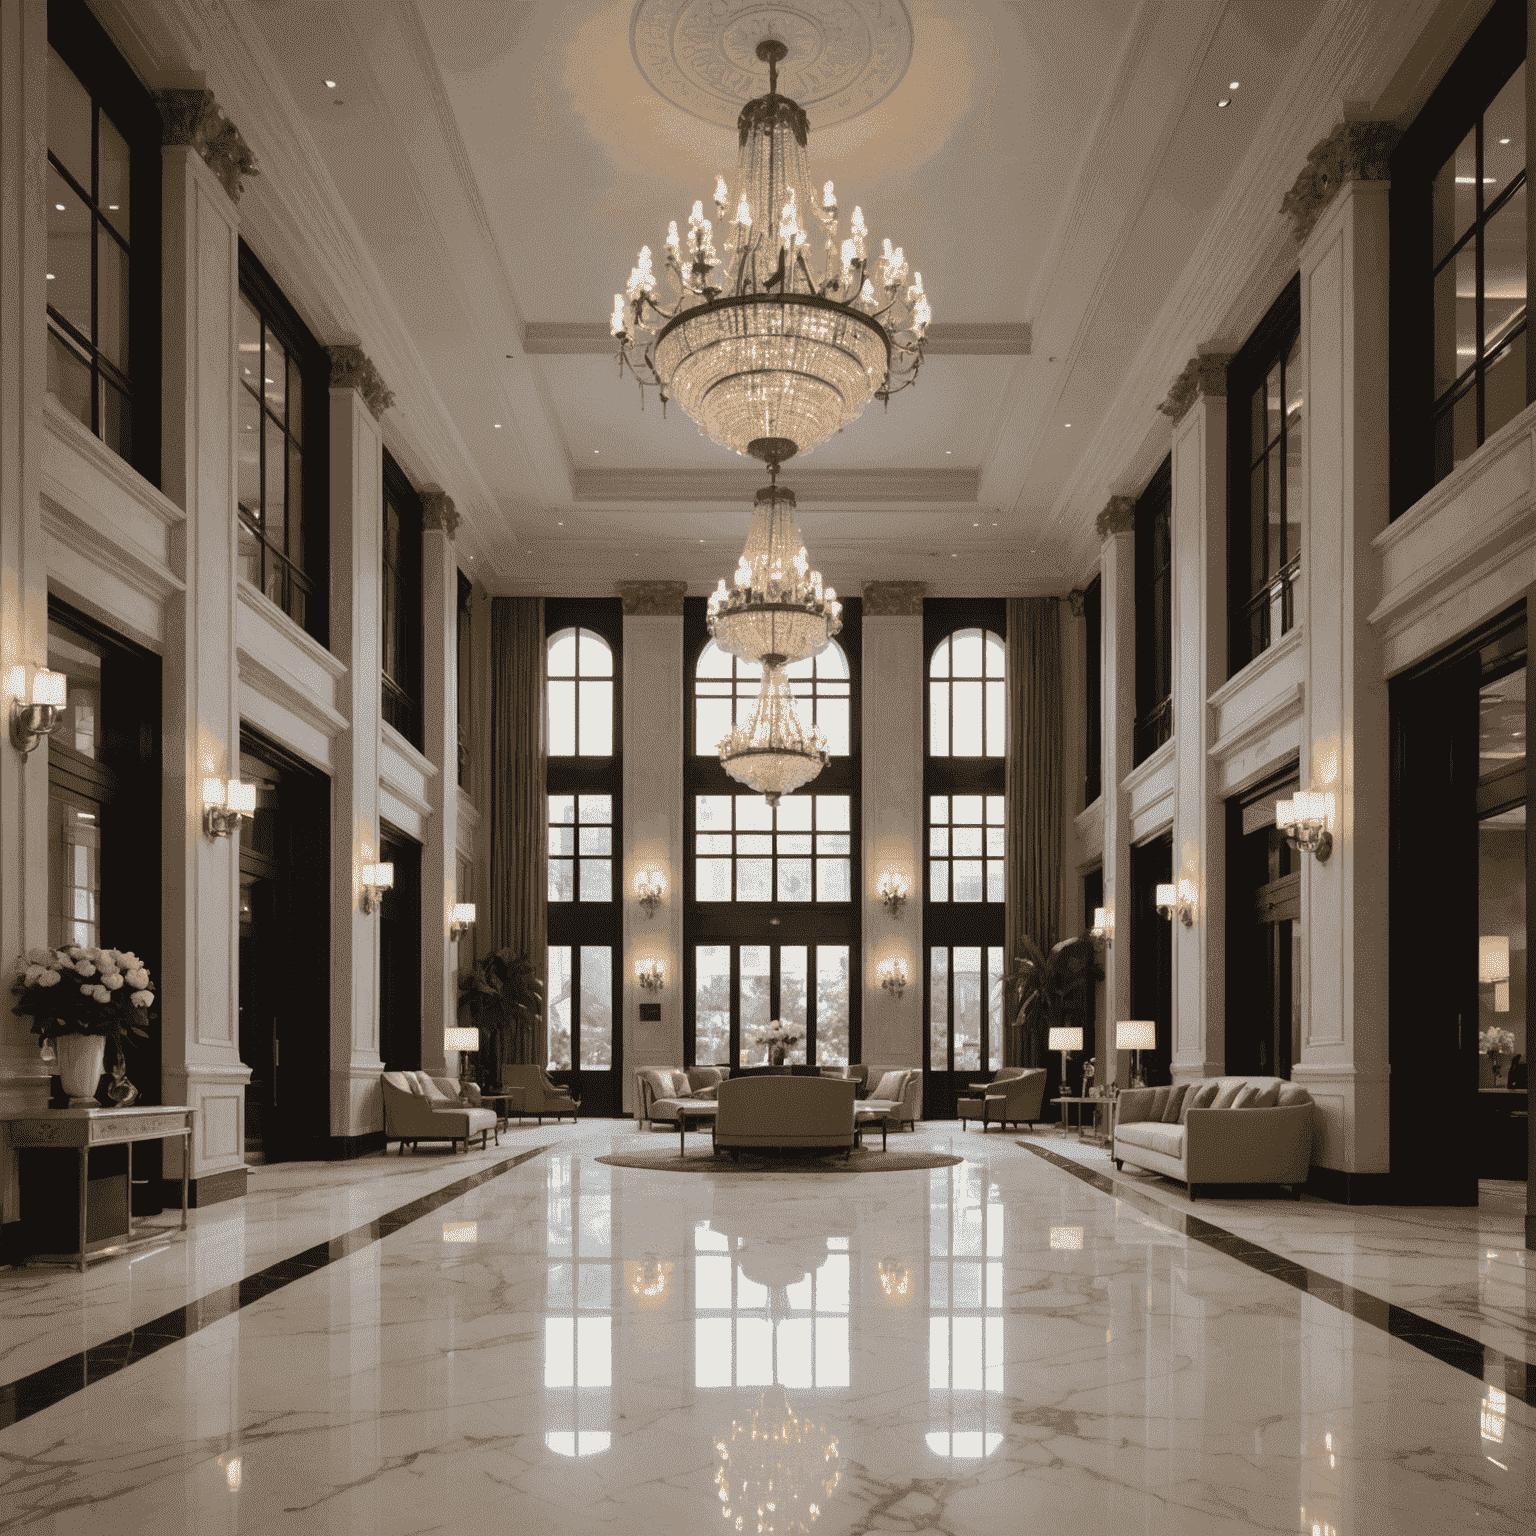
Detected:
[
  {"left": 610, "top": 38, "right": 930, "bottom": 461},
  {"left": 719, "top": 661, "right": 829, "bottom": 807}
]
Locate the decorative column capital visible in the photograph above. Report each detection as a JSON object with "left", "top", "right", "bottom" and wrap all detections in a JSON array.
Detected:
[
  {"left": 327, "top": 345, "right": 395, "bottom": 420},
  {"left": 1095, "top": 495, "right": 1136, "bottom": 540},
  {"left": 1159, "top": 353, "right": 1231, "bottom": 424},
  {"left": 421, "top": 491, "right": 459, "bottom": 539},
  {"left": 862, "top": 580, "right": 926, "bottom": 616},
  {"left": 1067, "top": 588, "right": 1087, "bottom": 619},
  {"left": 617, "top": 580, "right": 687, "bottom": 615},
  {"left": 155, "top": 89, "right": 258, "bottom": 203},
  {"left": 1281, "top": 120, "right": 1400, "bottom": 244}
]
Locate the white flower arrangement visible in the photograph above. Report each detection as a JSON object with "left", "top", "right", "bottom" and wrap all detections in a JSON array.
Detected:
[
  {"left": 750, "top": 1018, "right": 803, "bottom": 1048},
  {"left": 1479, "top": 1025, "right": 1515, "bottom": 1058},
  {"left": 12, "top": 945, "right": 155, "bottom": 1046}
]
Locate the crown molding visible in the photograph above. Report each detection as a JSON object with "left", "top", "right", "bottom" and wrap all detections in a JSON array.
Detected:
[
  {"left": 523, "top": 320, "right": 1031, "bottom": 357},
  {"left": 573, "top": 466, "right": 979, "bottom": 504}
]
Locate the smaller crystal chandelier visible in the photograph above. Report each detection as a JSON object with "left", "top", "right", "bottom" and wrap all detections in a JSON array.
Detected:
[
  {"left": 719, "top": 663, "right": 828, "bottom": 807},
  {"left": 713, "top": 1387, "right": 840, "bottom": 1535}
]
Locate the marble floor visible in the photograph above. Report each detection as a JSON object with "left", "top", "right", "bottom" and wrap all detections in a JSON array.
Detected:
[{"left": 0, "top": 1121, "right": 1530, "bottom": 1534}]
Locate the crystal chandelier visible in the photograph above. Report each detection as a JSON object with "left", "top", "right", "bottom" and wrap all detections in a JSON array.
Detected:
[
  {"left": 713, "top": 1387, "right": 840, "bottom": 1535},
  {"left": 610, "top": 38, "right": 931, "bottom": 467},
  {"left": 719, "top": 662, "right": 828, "bottom": 808},
  {"left": 708, "top": 476, "right": 841, "bottom": 668}
]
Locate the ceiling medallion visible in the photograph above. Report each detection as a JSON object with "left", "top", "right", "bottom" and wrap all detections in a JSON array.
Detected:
[{"left": 610, "top": 37, "right": 932, "bottom": 463}]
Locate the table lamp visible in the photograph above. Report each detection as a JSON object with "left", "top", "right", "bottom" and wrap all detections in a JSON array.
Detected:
[
  {"left": 1048, "top": 1025, "right": 1083, "bottom": 1093},
  {"left": 1116, "top": 1019, "right": 1156, "bottom": 1088},
  {"left": 445, "top": 1026, "right": 479, "bottom": 1085}
]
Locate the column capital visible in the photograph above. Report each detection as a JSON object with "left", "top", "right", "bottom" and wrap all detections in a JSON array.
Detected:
[
  {"left": 617, "top": 580, "right": 687, "bottom": 615},
  {"left": 1281, "top": 120, "right": 1400, "bottom": 244},
  {"left": 1159, "top": 353, "right": 1231, "bottom": 425},
  {"left": 862, "top": 580, "right": 926, "bottom": 615},
  {"left": 327, "top": 345, "right": 395, "bottom": 420},
  {"left": 1066, "top": 588, "right": 1087, "bottom": 619},
  {"left": 422, "top": 491, "right": 459, "bottom": 539},
  {"left": 154, "top": 89, "right": 258, "bottom": 203},
  {"left": 1095, "top": 495, "right": 1136, "bottom": 540}
]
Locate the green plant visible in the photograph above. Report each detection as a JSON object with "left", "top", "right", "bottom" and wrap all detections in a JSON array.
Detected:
[
  {"left": 1004, "top": 934, "right": 1103, "bottom": 1066},
  {"left": 458, "top": 948, "right": 544, "bottom": 1073}
]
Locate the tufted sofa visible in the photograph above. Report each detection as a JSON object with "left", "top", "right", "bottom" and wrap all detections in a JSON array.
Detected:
[
  {"left": 1112, "top": 1076, "right": 1314, "bottom": 1198},
  {"left": 381, "top": 1071, "right": 499, "bottom": 1153}
]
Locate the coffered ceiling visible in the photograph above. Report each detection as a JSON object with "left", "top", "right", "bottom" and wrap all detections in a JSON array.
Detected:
[{"left": 105, "top": 0, "right": 1470, "bottom": 596}]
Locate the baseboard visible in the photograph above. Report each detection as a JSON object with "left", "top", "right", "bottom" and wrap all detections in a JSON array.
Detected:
[
  {"left": 325, "top": 1131, "right": 387, "bottom": 1161},
  {"left": 1303, "top": 1165, "right": 1397, "bottom": 1205},
  {"left": 159, "top": 1165, "right": 250, "bottom": 1209}
]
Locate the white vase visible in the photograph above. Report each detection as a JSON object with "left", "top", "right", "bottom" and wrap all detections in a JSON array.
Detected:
[{"left": 55, "top": 1033, "right": 106, "bottom": 1107}]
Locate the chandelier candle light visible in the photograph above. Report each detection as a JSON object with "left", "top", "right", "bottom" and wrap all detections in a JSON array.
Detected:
[{"left": 611, "top": 38, "right": 931, "bottom": 467}]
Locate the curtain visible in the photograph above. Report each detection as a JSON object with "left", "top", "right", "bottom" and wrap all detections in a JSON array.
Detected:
[
  {"left": 1004, "top": 597, "right": 1064, "bottom": 1065},
  {"left": 490, "top": 597, "right": 547, "bottom": 1067}
]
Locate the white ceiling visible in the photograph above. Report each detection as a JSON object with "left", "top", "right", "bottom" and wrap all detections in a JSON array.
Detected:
[{"left": 108, "top": 0, "right": 1480, "bottom": 596}]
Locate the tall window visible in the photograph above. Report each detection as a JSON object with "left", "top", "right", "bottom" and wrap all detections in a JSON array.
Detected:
[
  {"left": 237, "top": 244, "right": 328, "bottom": 642},
  {"left": 45, "top": 6, "right": 161, "bottom": 481},
  {"left": 1133, "top": 457, "right": 1173, "bottom": 763},
  {"left": 685, "top": 602, "right": 861, "bottom": 1070},
  {"left": 1083, "top": 576, "right": 1101, "bottom": 805},
  {"left": 457, "top": 571, "right": 473, "bottom": 788},
  {"left": 924, "top": 601, "right": 1006, "bottom": 1110},
  {"left": 547, "top": 601, "right": 621, "bottom": 1107},
  {"left": 381, "top": 454, "right": 423, "bottom": 748},
  {"left": 1228, "top": 277, "right": 1302, "bottom": 674}
]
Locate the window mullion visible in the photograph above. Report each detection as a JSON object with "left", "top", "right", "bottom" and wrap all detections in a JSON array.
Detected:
[{"left": 1476, "top": 117, "right": 1487, "bottom": 443}]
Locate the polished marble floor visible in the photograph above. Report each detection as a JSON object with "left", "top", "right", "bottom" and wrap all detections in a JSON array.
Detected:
[{"left": 0, "top": 1120, "right": 1531, "bottom": 1534}]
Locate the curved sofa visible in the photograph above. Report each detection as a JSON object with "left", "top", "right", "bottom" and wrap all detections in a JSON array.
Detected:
[{"left": 713, "top": 1075, "right": 857, "bottom": 1155}]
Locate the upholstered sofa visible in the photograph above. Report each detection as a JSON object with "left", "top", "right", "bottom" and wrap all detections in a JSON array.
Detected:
[
  {"left": 713, "top": 1075, "right": 857, "bottom": 1155},
  {"left": 1112, "top": 1077, "right": 1314, "bottom": 1198},
  {"left": 498, "top": 1065, "right": 580, "bottom": 1123},
  {"left": 956, "top": 1066, "right": 1047, "bottom": 1130},
  {"left": 381, "top": 1071, "right": 499, "bottom": 1153},
  {"left": 635, "top": 1066, "right": 728, "bottom": 1128}
]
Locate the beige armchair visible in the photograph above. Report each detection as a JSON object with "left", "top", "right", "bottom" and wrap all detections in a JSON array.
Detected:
[
  {"left": 957, "top": 1067, "right": 1047, "bottom": 1131},
  {"left": 865, "top": 1064, "right": 921, "bottom": 1128},
  {"left": 381, "top": 1071, "right": 499, "bottom": 1153},
  {"left": 713, "top": 1076, "right": 857, "bottom": 1156},
  {"left": 499, "top": 1065, "right": 580, "bottom": 1123}
]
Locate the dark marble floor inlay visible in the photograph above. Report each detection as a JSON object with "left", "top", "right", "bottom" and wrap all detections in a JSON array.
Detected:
[
  {"left": 0, "top": 1145, "right": 553, "bottom": 1430},
  {"left": 1017, "top": 1139, "right": 1534, "bottom": 1409}
]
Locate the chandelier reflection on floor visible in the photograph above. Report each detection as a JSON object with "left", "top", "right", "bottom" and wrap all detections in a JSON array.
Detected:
[
  {"left": 610, "top": 38, "right": 930, "bottom": 463},
  {"left": 714, "top": 1386, "right": 840, "bottom": 1535}
]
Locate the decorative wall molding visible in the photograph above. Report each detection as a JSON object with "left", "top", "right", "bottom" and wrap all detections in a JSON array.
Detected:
[
  {"left": 523, "top": 319, "right": 1031, "bottom": 357},
  {"left": 327, "top": 345, "right": 395, "bottom": 420},
  {"left": 1280, "top": 120, "right": 1400, "bottom": 245},
  {"left": 1095, "top": 495, "right": 1135, "bottom": 540},
  {"left": 1158, "top": 353, "right": 1231, "bottom": 425},
  {"left": 617, "top": 580, "right": 687, "bottom": 616},
  {"left": 862, "top": 581, "right": 926, "bottom": 616},
  {"left": 576, "top": 465, "right": 979, "bottom": 505},
  {"left": 421, "top": 491, "right": 460, "bottom": 538},
  {"left": 154, "top": 88, "right": 259, "bottom": 203}
]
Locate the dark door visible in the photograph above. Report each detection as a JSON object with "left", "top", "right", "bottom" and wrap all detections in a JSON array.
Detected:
[
  {"left": 379, "top": 829, "right": 422, "bottom": 1074},
  {"left": 1129, "top": 836, "right": 1173, "bottom": 1084}
]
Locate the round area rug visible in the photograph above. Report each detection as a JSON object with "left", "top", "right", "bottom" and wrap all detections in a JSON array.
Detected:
[{"left": 596, "top": 1146, "right": 962, "bottom": 1174}]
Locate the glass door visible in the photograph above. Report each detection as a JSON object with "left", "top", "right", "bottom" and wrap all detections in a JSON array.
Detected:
[{"left": 692, "top": 943, "right": 852, "bottom": 1069}]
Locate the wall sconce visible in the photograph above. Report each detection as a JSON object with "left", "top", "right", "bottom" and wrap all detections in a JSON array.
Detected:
[
  {"left": 1276, "top": 790, "right": 1333, "bottom": 861},
  {"left": 877, "top": 870, "right": 910, "bottom": 917},
  {"left": 1480, "top": 935, "right": 1510, "bottom": 1012},
  {"left": 11, "top": 666, "right": 67, "bottom": 755},
  {"left": 877, "top": 956, "right": 908, "bottom": 999},
  {"left": 360, "top": 861, "right": 394, "bottom": 915},
  {"left": 627, "top": 1253, "right": 674, "bottom": 1300},
  {"left": 203, "top": 777, "right": 257, "bottom": 839},
  {"left": 636, "top": 958, "right": 665, "bottom": 991},
  {"left": 449, "top": 903, "right": 476, "bottom": 940},
  {"left": 877, "top": 1258, "right": 912, "bottom": 1299},
  {"left": 1090, "top": 906, "right": 1112, "bottom": 947},
  {"left": 1155, "top": 880, "right": 1195, "bottom": 927},
  {"left": 635, "top": 869, "right": 665, "bottom": 919},
  {"left": 1116, "top": 1019, "right": 1156, "bottom": 1088}
]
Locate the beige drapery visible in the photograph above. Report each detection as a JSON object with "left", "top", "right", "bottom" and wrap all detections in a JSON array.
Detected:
[
  {"left": 1004, "top": 597, "right": 1064, "bottom": 1066},
  {"left": 490, "top": 597, "right": 547, "bottom": 1066}
]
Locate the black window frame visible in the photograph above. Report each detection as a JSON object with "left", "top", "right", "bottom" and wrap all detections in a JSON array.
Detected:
[
  {"left": 1390, "top": 0, "right": 1529, "bottom": 516},
  {"left": 45, "top": 0, "right": 161, "bottom": 486},
  {"left": 1083, "top": 575, "right": 1101, "bottom": 805},
  {"left": 1132, "top": 456, "right": 1173, "bottom": 764},
  {"left": 236, "top": 242, "right": 330, "bottom": 647},
  {"left": 381, "top": 452, "right": 424, "bottom": 749},
  {"left": 456, "top": 570, "right": 473, "bottom": 789},
  {"left": 1227, "top": 275, "right": 1302, "bottom": 676}
]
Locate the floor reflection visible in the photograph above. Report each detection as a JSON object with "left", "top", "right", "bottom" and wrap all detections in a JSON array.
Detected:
[{"left": 714, "top": 1386, "right": 840, "bottom": 1535}]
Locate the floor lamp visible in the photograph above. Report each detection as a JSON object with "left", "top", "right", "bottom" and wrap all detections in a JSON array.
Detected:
[
  {"left": 1049, "top": 1026, "right": 1083, "bottom": 1096},
  {"left": 1116, "top": 1019, "right": 1156, "bottom": 1089}
]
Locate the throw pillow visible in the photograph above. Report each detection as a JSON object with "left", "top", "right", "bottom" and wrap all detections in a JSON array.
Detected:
[
  {"left": 1214, "top": 1081, "right": 1246, "bottom": 1109},
  {"left": 1182, "top": 1082, "right": 1219, "bottom": 1122},
  {"left": 1160, "top": 1083, "right": 1190, "bottom": 1123},
  {"left": 1148, "top": 1087, "right": 1171, "bottom": 1120},
  {"left": 669, "top": 1071, "right": 694, "bottom": 1100},
  {"left": 871, "top": 1071, "right": 907, "bottom": 1103},
  {"left": 1276, "top": 1083, "right": 1310, "bottom": 1107},
  {"left": 1242, "top": 1082, "right": 1280, "bottom": 1108},
  {"left": 1230, "top": 1084, "right": 1259, "bottom": 1109},
  {"left": 417, "top": 1072, "right": 452, "bottom": 1102}
]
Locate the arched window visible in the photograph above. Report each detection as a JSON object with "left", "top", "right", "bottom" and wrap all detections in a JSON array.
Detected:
[
  {"left": 929, "top": 628, "right": 1005, "bottom": 757},
  {"left": 547, "top": 626, "right": 614, "bottom": 757},
  {"left": 694, "top": 640, "right": 851, "bottom": 756}
]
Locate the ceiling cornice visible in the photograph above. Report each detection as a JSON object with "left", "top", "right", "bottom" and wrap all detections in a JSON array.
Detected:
[
  {"left": 573, "top": 466, "right": 980, "bottom": 504},
  {"left": 524, "top": 320, "right": 1031, "bottom": 357}
]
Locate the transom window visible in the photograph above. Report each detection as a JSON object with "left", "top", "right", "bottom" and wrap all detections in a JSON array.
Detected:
[
  {"left": 549, "top": 628, "right": 615, "bottom": 757},
  {"left": 928, "top": 945, "right": 1006, "bottom": 1072},
  {"left": 929, "top": 794, "right": 1004, "bottom": 903},
  {"left": 694, "top": 794, "right": 851, "bottom": 902},
  {"left": 548, "top": 794, "right": 613, "bottom": 902},
  {"left": 694, "top": 641, "right": 851, "bottom": 756},
  {"left": 929, "top": 629, "right": 1005, "bottom": 757}
]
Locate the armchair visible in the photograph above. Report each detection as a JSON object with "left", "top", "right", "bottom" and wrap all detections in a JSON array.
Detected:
[
  {"left": 499, "top": 1065, "right": 580, "bottom": 1123},
  {"left": 957, "top": 1067, "right": 1046, "bottom": 1131},
  {"left": 381, "top": 1071, "right": 500, "bottom": 1153}
]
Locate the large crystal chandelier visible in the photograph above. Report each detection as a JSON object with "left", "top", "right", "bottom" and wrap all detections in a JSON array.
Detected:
[
  {"left": 708, "top": 476, "right": 841, "bottom": 668},
  {"left": 719, "top": 662, "right": 828, "bottom": 808},
  {"left": 610, "top": 38, "right": 931, "bottom": 466}
]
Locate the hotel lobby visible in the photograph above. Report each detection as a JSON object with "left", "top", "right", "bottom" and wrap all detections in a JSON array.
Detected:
[{"left": 1, "top": 0, "right": 1534, "bottom": 1531}]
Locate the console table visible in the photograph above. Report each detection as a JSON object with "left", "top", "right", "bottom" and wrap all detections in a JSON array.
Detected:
[{"left": 3, "top": 1105, "right": 194, "bottom": 1271}]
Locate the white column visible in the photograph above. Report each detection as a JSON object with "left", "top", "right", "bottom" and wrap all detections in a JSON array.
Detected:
[
  {"left": 327, "top": 356, "right": 389, "bottom": 1147},
  {"left": 861, "top": 586, "right": 924, "bottom": 1082},
  {"left": 1295, "top": 175, "right": 1392, "bottom": 1180},
  {"left": 1168, "top": 369, "right": 1229, "bottom": 1082},
  {"left": 621, "top": 592, "right": 684, "bottom": 1110},
  {"left": 158, "top": 132, "right": 249, "bottom": 1196},
  {"left": 1097, "top": 503, "right": 1136, "bottom": 1085}
]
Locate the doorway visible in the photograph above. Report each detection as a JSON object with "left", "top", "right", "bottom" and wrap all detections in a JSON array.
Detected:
[
  {"left": 378, "top": 828, "right": 423, "bottom": 1075},
  {"left": 1129, "top": 836, "right": 1173, "bottom": 1084}
]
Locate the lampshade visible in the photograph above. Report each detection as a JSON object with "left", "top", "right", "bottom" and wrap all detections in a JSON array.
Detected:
[
  {"left": 1116, "top": 1019, "right": 1156, "bottom": 1051},
  {"left": 1155, "top": 883, "right": 1177, "bottom": 908},
  {"left": 1048, "top": 1026, "right": 1084, "bottom": 1052},
  {"left": 444, "top": 1027, "right": 479, "bottom": 1053},
  {"left": 1479, "top": 935, "right": 1510, "bottom": 984},
  {"left": 31, "top": 667, "right": 67, "bottom": 706}
]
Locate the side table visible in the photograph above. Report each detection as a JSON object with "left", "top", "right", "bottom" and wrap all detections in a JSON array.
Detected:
[{"left": 476, "top": 1091, "right": 525, "bottom": 1132}]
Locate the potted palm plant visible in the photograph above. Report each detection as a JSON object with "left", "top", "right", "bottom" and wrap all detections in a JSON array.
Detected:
[
  {"left": 1004, "top": 934, "right": 1102, "bottom": 1070},
  {"left": 457, "top": 948, "right": 544, "bottom": 1080}
]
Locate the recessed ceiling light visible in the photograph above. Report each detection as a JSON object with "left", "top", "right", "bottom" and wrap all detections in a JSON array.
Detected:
[
  {"left": 557, "top": 521, "right": 563, "bottom": 526},
  {"left": 972, "top": 522, "right": 979, "bottom": 527},
  {"left": 46, "top": 272, "right": 54, "bottom": 280},
  {"left": 108, "top": 204, "right": 118, "bottom": 210},
  {"left": 594, "top": 449, "right": 600, "bottom": 454},
  {"left": 325, "top": 80, "right": 337, "bottom": 88},
  {"left": 1064, "top": 422, "right": 1072, "bottom": 428},
  {"left": 945, "top": 449, "right": 952, "bottom": 455},
  {"left": 1218, "top": 98, "right": 1231, "bottom": 108},
  {"left": 54, "top": 203, "right": 65, "bottom": 211},
  {"left": 1229, "top": 80, "right": 1240, "bottom": 90},
  {"left": 1501, "top": 137, "right": 1512, "bottom": 145},
  {"left": 494, "top": 422, "right": 502, "bottom": 429}
]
